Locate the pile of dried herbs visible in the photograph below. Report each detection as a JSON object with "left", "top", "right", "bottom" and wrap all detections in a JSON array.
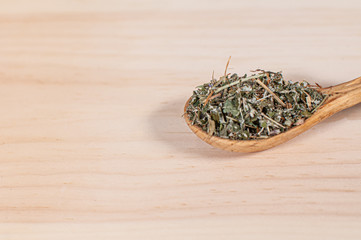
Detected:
[{"left": 186, "top": 70, "right": 327, "bottom": 140}]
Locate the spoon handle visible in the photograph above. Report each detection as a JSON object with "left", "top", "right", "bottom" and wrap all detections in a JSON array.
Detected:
[
  {"left": 323, "top": 76, "right": 361, "bottom": 94},
  {"left": 321, "top": 76, "right": 361, "bottom": 112}
]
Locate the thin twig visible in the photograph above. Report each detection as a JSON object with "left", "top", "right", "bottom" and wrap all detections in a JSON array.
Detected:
[
  {"left": 304, "top": 91, "right": 312, "bottom": 110},
  {"left": 214, "top": 73, "right": 266, "bottom": 93},
  {"left": 257, "top": 135, "right": 269, "bottom": 139},
  {"left": 224, "top": 56, "right": 231, "bottom": 77},
  {"left": 255, "top": 79, "right": 286, "bottom": 107},
  {"left": 266, "top": 72, "right": 271, "bottom": 85},
  {"left": 203, "top": 90, "right": 214, "bottom": 105},
  {"left": 261, "top": 113, "right": 286, "bottom": 129},
  {"left": 257, "top": 127, "right": 265, "bottom": 135},
  {"left": 311, "top": 95, "right": 328, "bottom": 113},
  {"left": 208, "top": 93, "right": 222, "bottom": 102},
  {"left": 226, "top": 116, "right": 239, "bottom": 123}
]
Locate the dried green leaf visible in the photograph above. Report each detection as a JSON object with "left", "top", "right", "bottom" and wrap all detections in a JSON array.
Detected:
[{"left": 186, "top": 69, "right": 327, "bottom": 140}]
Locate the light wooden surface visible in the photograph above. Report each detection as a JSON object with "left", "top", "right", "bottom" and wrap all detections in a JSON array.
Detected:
[{"left": 1, "top": 0, "right": 361, "bottom": 239}]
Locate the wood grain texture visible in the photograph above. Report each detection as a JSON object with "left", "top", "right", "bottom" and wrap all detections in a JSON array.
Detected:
[{"left": 0, "top": 0, "right": 361, "bottom": 239}]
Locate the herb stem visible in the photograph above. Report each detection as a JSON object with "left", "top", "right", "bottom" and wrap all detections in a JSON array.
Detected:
[
  {"left": 261, "top": 112, "right": 286, "bottom": 129},
  {"left": 257, "top": 127, "right": 265, "bottom": 135},
  {"left": 255, "top": 79, "right": 286, "bottom": 107},
  {"left": 311, "top": 95, "right": 328, "bottom": 113},
  {"left": 203, "top": 90, "right": 214, "bottom": 104},
  {"left": 303, "top": 91, "right": 312, "bottom": 110},
  {"left": 224, "top": 56, "right": 231, "bottom": 76},
  {"left": 226, "top": 116, "right": 239, "bottom": 123},
  {"left": 208, "top": 93, "right": 222, "bottom": 102},
  {"left": 214, "top": 73, "right": 266, "bottom": 93},
  {"left": 258, "top": 135, "right": 269, "bottom": 139}
]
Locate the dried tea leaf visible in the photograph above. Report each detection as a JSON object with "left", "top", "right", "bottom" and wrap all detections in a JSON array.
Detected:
[
  {"left": 223, "top": 99, "right": 239, "bottom": 116},
  {"left": 186, "top": 69, "right": 327, "bottom": 140}
]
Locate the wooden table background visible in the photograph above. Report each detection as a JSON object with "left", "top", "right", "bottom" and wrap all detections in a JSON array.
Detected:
[{"left": 1, "top": 0, "right": 361, "bottom": 239}]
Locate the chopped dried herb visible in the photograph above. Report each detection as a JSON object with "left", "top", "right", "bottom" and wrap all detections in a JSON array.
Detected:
[{"left": 186, "top": 70, "right": 327, "bottom": 140}]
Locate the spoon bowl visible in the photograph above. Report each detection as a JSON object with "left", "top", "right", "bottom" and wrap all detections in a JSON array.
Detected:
[{"left": 184, "top": 76, "right": 361, "bottom": 152}]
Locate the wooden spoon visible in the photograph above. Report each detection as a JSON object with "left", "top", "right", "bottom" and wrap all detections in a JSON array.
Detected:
[{"left": 184, "top": 76, "right": 361, "bottom": 152}]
